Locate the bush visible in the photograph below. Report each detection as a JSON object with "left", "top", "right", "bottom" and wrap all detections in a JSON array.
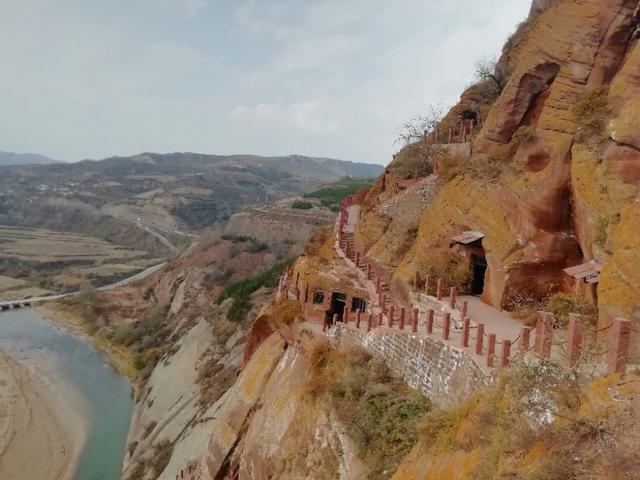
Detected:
[
  {"left": 307, "top": 345, "right": 431, "bottom": 478},
  {"left": 291, "top": 201, "right": 314, "bottom": 210},
  {"left": 571, "top": 86, "right": 609, "bottom": 145},
  {"left": 423, "top": 252, "right": 470, "bottom": 294},
  {"left": 304, "top": 177, "right": 375, "bottom": 211},
  {"left": 392, "top": 143, "right": 435, "bottom": 179},
  {"left": 216, "top": 258, "right": 294, "bottom": 322},
  {"left": 246, "top": 241, "right": 269, "bottom": 253},
  {"left": 133, "top": 352, "right": 146, "bottom": 370},
  {"left": 545, "top": 292, "right": 597, "bottom": 327},
  {"left": 221, "top": 234, "right": 252, "bottom": 243}
]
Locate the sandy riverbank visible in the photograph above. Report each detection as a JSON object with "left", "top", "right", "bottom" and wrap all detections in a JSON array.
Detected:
[{"left": 0, "top": 351, "right": 87, "bottom": 480}]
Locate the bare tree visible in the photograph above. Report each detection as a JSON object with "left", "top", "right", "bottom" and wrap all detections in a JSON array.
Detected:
[
  {"left": 395, "top": 105, "right": 444, "bottom": 146},
  {"left": 474, "top": 56, "right": 509, "bottom": 98},
  {"left": 393, "top": 105, "right": 445, "bottom": 178}
]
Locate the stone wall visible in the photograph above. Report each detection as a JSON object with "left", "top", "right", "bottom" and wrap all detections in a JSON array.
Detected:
[{"left": 328, "top": 323, "right": 492, "bottom": 408}]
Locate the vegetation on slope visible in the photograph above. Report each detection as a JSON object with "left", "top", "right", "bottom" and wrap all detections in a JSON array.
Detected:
[
  {"left": 307, "top": 344, "right": 431, "bottom": 479},
  {"left": 303, "top": 176, "right": 375, "bottom": 212},
  {"left": 216, "top": 258, "right": 294, "bottom": 322},
  {"left": 395, "top": 364, "right": 640, "bottom": 480}
]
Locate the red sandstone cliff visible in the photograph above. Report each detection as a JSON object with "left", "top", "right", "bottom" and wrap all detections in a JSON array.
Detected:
[
  {"left": 88, "top": 2, "right": 640, "bottom": 479},
  {"left": 352, "top": 0, "right": 640, "bottom": 333},
  {"left": 187, "top": 2, "right": 640, "bottom": 478}
]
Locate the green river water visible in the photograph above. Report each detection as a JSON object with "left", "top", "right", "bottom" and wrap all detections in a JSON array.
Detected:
[{"left": 0, "top": 308, "right": 133, "bottom": 480}]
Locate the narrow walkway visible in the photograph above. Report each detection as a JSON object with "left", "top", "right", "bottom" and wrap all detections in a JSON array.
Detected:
[
  {"left": 329, "top": 196, "right": 528, "bottom": 369},
  {"left": 460, "top": 295, "right": 521, "bottom": 343}
]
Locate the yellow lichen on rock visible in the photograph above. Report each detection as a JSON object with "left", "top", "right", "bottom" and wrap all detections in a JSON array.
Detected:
[{"left": 598, "top": 201, "right": 640, "bottom": 324}]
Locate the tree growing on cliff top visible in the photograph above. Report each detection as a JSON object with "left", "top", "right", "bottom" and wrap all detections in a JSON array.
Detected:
[
  {"left": 474, "top": 56, "right": 510, "bottom": 100},
  {"left": 394, "top": 105, "right": 444, "bottom": 178}
]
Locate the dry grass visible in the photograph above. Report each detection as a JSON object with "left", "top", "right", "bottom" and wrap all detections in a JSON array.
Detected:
[
  {"left": 417, "top": 364, "right": 640, "bottom": 480},
  {"left": 422, "top": 251, "right": 470, "bottom": 294},
  {"left": 572, "top": 86, "right": 610, "bottom": 148},
  {"left": 307, "top": 344, "right": 431, "bottom": 479},
  {"left": 546, "top": 292, "right": 597, "bottom": 327}
]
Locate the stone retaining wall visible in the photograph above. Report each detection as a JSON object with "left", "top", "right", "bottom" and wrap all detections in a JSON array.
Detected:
[{"left": 328, "top": 323, "right": 492, "bottom": 408}]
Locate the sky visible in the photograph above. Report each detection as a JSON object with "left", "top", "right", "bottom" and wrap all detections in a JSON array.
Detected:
[{"left": 0, "top": 0, "right": 532, "bottom": 165}]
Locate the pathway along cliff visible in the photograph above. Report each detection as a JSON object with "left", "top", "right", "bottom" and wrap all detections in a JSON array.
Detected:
[{"left": 0, "top": 308, "right": 133, "bottom": 480}]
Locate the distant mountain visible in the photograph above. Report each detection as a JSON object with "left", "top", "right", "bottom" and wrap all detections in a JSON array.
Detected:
[
  {"left": 0, "top": 151, "right": 59, "bottom": 166},
  {"left": 0, "top": 152, "right": 382, "bottom": 249}
]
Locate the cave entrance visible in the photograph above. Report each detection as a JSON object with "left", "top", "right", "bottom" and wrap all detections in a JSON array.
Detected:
[
  {"left": 330, "top": 292, "right": 347, "bottom": 322},
  {"left": 470, "top": 254, "right": 487, "bottom": 296}
]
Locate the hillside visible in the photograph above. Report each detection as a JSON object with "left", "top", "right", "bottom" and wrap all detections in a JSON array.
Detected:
[
  {"left": 0, "top": 150, "right": 59, "bottom": 165},
  {"left": 0, "top": 153, "right": 381, "bottom": 253},
  {"left": 42, "top": 1, "right": 640, "bottom": 480}
]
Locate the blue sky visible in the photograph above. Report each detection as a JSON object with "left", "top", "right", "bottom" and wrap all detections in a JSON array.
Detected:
[{"left": 0, "top": 0, "right": 532, "bottom": 165}]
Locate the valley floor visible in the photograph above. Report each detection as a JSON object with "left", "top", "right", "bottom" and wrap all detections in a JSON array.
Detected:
[{"left": 0, "top": 351, "right": 86, "bottom": 480}]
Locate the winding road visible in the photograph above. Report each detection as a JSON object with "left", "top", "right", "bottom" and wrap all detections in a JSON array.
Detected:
[{"left": 0, "top": 262, "right": 166, "bottom": 310}]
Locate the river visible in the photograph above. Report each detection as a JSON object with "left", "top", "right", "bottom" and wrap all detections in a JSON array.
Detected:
[{"left": 0, "top": 308, "right": 133, "bottom": 480}]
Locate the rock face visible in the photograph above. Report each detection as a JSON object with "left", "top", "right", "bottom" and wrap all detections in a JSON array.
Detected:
[
  {"left": 353, "top": 0, "right": 640, "bottom": 333},
  {"left": 116, "top": 2, "right": 640, "bottom": 479},
  {"left": 195, "top": 327, "right": 368, "bottom": 480}
]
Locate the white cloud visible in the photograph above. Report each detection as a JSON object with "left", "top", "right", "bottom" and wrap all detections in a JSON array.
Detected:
[
  {"left": 231, "top": 101, "right": 339, "bottom": 136},
  {"left": 154, "top": 0, "right": 212, "bottom": 15}
]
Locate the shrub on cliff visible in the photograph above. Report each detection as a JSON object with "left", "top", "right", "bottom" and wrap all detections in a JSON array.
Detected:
[
  {"left": 307, "top": 344, "right": 431, "bottom": 478},
  {"left": 216, "top": 258, "right": 294, "bottom": 322},
  {"left": 291, "top": 200, "right": 314, "bottom": 210},
  {"left": 423, "top": 251, "right": 470, "bottom": 293},
  {"left": 572, "top": 86, "right": 610, "bottom": 147},
  {"left": 545, "top": 292, "right": 597, "bottom": 327},
  {"left": 303, "top": 177, "right": 374, "bottom": 211}
]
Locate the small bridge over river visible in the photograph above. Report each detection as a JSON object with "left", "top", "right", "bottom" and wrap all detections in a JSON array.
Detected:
[{"left": 0, "top": 262, "right": 166, "bottom": 313}]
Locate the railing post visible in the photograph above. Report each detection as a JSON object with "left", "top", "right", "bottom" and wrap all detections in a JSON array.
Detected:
[
  {"left": 426, "top": 309, "right": 434, "bottom": 334},
  {"left": 436, "top": 278, "right": 444, "bottom": 301},
  {"left": 413, "top": 272, "right": 419, "bottom": 290},
  {"left": 541, "top": 313, "right": 554, "bottom": 359},
  {"left": 461, "top": 300, "right": 468, "bottom": 319},
  {"left": 366, "top": 263, "right": 372, "bottom": 280},
  {"left": 333, "top": 313, "right": 339, "bottom": 327},
  {"left": 388, "top": 306, "right": 395, "bottom": 328},
  {"left": 461, "top": 317, "right": 470, "bottom": 347},
  {"left": 376, "top": 276, "right": 381, "bottom": 294},
  {"left": 501, "top": 340, "right": 511, "bottom": 367},
  {"left": 566, "top": 314, "right": 583, "bottom": 368},
  {"left": 355, "top": 251, "right": 361, "bottom": 267},
  {"left": 475, "top": 324, "right": 485, "bottom": 355},
  {"left": 534, "top": 312, "right": 552, "bottom": 355},
  {"left": 424, "top": 275, "right": 430, "bottom": 295},
  {"left": 520, "top": 326, "right": 532, "bottom": 353},
  {"left": 356, "top": 310, "right": 362, "bottom": 329},
  {"left": 487, "top": 334, "right": 496, "bottom": 367},
  {"left": 367, "top": 313, "right": 373, "bottom": 332},
  {"left": 399, "top": 307, "right": 406, "bottom": 330},
  {"left": 378, "top": 312, "right": 384, "bottom": 326},
  {"left": 412, "top": 308, "right": 419, "bottom": 333},
  {"left": 449, "top": 287, "right": 457, "bottom": 309},
  {"left": 608, "top": 318, "right": 631, "bottom": 374},
  {"left": 343, "top": 305, "right": 349, "bottom": 324},
  {"left": 443, "top": 313, "right": 451, "bottom": 340}
]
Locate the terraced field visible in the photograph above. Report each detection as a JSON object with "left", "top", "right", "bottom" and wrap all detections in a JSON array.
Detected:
[{"left": 0, "top": 225, "right": 162, "bottom": 299}]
